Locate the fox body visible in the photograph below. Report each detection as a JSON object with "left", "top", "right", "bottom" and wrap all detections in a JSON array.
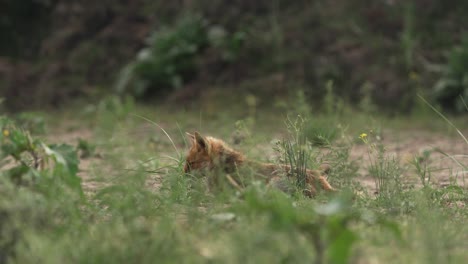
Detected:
[{"left": 184, "top": 132, "right": 335, "bottom": 196}]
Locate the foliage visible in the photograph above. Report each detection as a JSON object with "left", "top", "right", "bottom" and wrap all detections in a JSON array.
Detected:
[
  {"left": 116, "top": 15, "right": 245, "bottom": 98},
  {"left": 116, "top": 15, "right": 208, "bottom": 97},
  {"left": 433, "top": 38, "right": 468, "bottom": 113},
  {"left": 236, "top": 188, "right": 399, "bottom": 264},
  {"left": 1, "top": 103, "right": 468, "bottom": 263},
  {"left": 0, "top": 116, "right": 82, "bottom": 193},
  {"left": 0, "top": 115, "right": 83, "bottom": 262},
  {"left": 3, "top": 1, "right": 468, "bottom": 112}
]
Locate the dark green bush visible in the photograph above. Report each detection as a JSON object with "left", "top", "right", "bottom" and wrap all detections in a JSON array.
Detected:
[
  {"left": 116, "top": 15, "right": 245, "bottom": 98},
  {"left": 433, "top": 39, "right": 468, "bottom": 113}
]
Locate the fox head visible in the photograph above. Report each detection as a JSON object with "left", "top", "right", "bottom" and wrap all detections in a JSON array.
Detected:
[
  {"left": 184, "top": 132, "right": 213, "bottom": 173},
  {"left": 184, "top": 132, "right": 245, "bottom": 174}
]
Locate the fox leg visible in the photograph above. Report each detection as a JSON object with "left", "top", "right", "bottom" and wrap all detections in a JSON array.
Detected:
[
  {"left": 306, "top": 169, "right": 336, "bottom": 193},
  {"left": 317, "top": 175, "right": 335, "bottom": 192},
  {"left": 316, "top": 165, "right": 336, "bottom": 192}
]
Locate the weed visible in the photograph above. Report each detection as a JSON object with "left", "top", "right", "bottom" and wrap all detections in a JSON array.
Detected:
[
  {"left": 360, "top": 130, "right": 405, "bottom": 210},
  {"left": 275, "top": 116, "right": 320, "bottom": 192},
  {"left": 408, "top": 149, "right": 434, "bottom": 187},
  {"left": 372, "top": 150, "right": 402, "bottom": 196},
  {"left": 0, "top": 116, "right": 81, "bottom": 191}
]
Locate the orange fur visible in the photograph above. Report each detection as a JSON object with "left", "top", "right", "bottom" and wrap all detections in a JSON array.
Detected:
[{"left": 184, "top": 132, "right": 335, "bottom": 196}]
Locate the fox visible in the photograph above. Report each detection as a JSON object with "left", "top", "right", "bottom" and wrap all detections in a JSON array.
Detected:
[{"left": 184, "top": 132, "right": 335, "bottom": 196}]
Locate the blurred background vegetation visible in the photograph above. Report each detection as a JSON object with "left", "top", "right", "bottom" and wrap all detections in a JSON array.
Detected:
[{"left": 1, "top": 0, "right": 468, "bottom": 114}]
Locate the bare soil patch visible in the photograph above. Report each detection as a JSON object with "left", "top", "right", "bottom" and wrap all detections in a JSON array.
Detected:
[
  {"left": 45, "top": 123, "right": 467, "bottom": 195},
  {"left": 350, "top": 129, "right": 468, "bottom": 192}
]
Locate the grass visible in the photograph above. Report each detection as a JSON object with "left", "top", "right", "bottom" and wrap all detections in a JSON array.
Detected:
[{"left": 1, "top": 98, "right": 467, "bottom": 263}]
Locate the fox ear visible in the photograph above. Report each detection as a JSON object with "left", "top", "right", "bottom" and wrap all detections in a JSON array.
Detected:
[
  {"left": 194, "top": 131, "right": 209, "bottom": 152},
  {"left": 186, "top": 132, "right": 195, "bottom": 142}
]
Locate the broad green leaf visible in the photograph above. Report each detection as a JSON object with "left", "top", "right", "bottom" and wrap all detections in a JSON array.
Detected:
[
  {"left": 42, "top": 143, "right": 79, "bottom": 176},
  {"left": 327, "top": 229, "right": 358, "bottom": 264}
]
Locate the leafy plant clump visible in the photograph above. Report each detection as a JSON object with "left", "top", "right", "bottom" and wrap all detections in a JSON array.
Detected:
[
  {"left": 235, "top": 189, "right": 400, "bottom": 264},
  {"left": 0, "top": 115, "right": 83, "bottom": 261},
  {"left": 0, "top": 116, "right": 82, "bottom": 193},
  {"left": 116, "top": 15, "right": 245, "bottom": 98},
  {"left": 433, "top": 38, "right": 468, "bottom": 113}
]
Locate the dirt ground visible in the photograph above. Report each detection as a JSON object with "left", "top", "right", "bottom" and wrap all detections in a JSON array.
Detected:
[
  {"left": 47, "top": 124, "right": 468, "bottom": 196},
  {"left": 350, "top": 129, "right": 468, "bottom": 192}
]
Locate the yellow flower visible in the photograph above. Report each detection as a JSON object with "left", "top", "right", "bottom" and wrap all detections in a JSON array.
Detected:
[
  {"left": 359, "top": 133, "right": 368, "bottom": 140},
  {"left": 2, "top": 129, "right": 9, "bottom": 137}
]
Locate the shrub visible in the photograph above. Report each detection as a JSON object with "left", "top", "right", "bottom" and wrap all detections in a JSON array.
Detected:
[
  {"left": 433, "top": 38, "right": 468, "bottom": 113},
  {"left": 116, "top": 15, "right": 244, "bottom": 98}
]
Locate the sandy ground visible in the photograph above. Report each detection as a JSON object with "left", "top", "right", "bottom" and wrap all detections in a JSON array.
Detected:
[
  {"left": 349, "top": 129, "right": 468, "bottom": 192},
  {"left": 46, "top": 124, "right": 468, "bottom": 196}
]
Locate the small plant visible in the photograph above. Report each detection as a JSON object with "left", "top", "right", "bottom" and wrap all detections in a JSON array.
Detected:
[
  {"left": 77, "top": 138, "right": 96, "bottom": 158},
  {"left": 360, "top": 132, "right": 403, "bottom": 202},
  {"left": 275, "top": 116, "right": 321, "bottom": 192},
  {"left": 408, "top": 149, "right": 434, "bottom": 188},
  {"left": 0, "top": 116, "right": 82, "bottom": 194}
]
